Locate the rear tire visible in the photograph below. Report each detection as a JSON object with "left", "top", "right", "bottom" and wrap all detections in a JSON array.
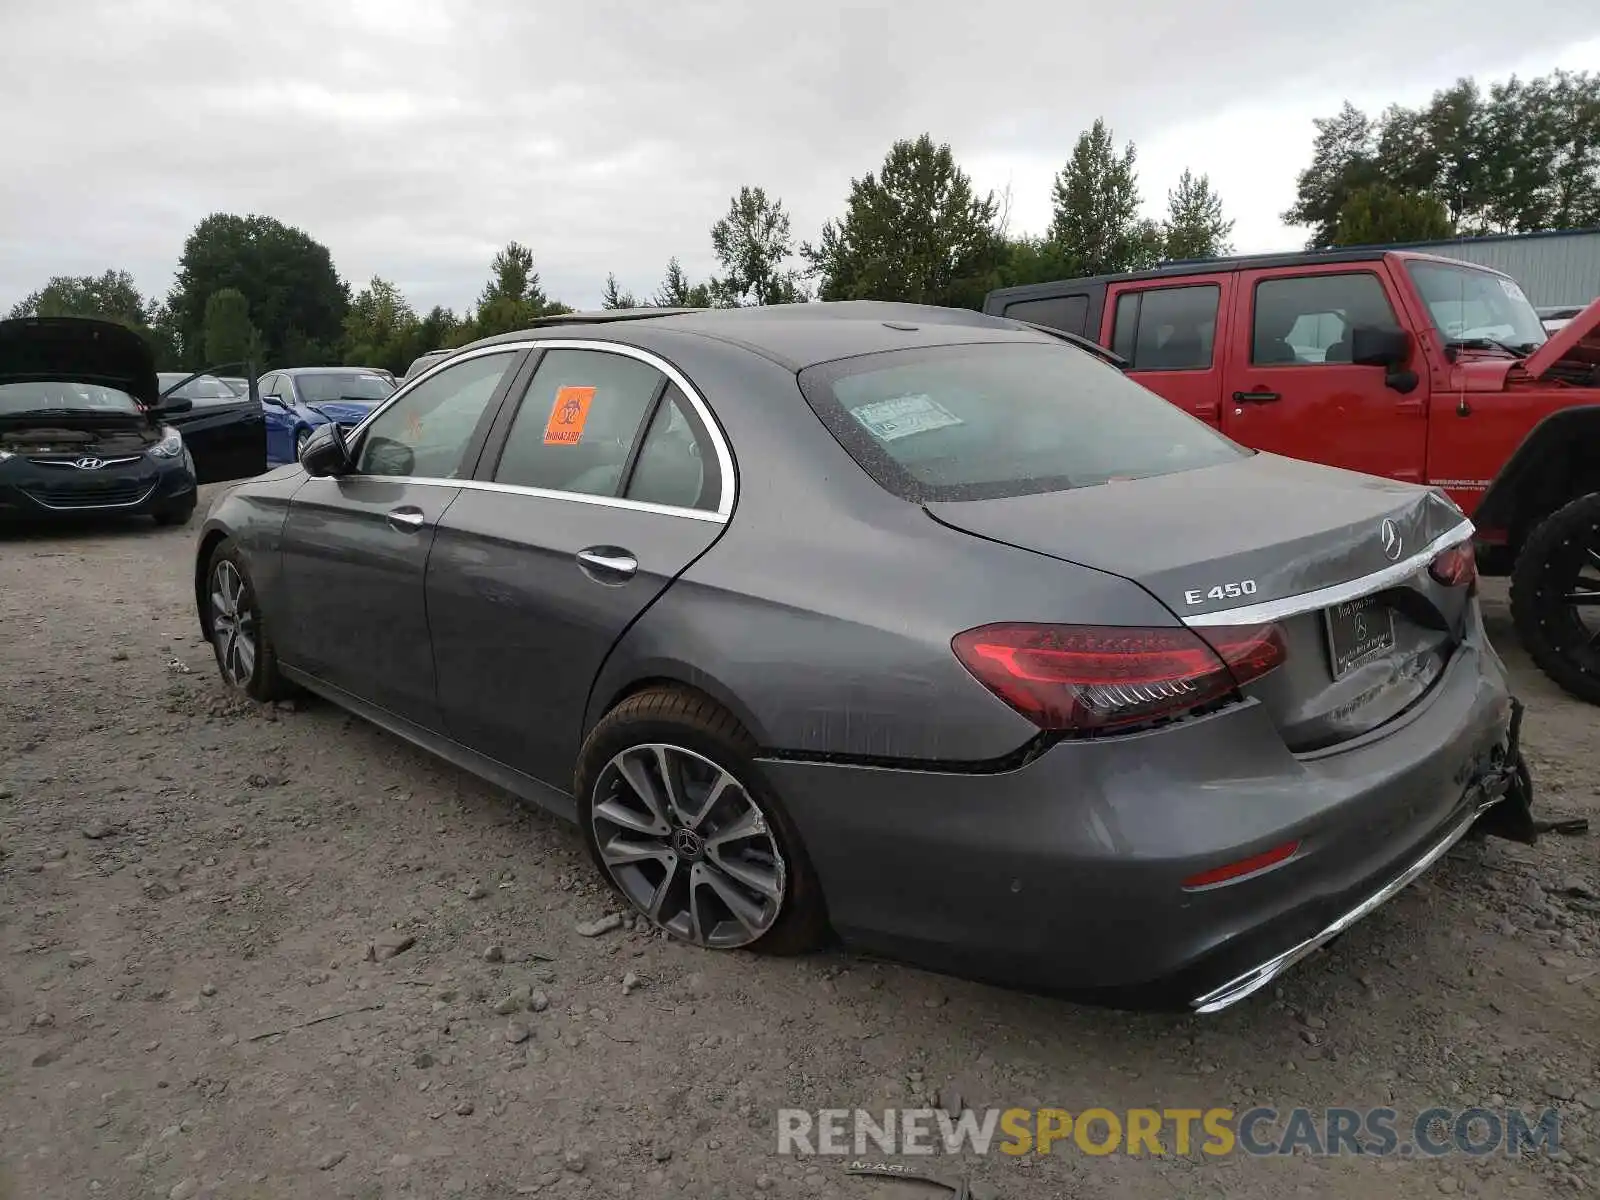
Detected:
[
  {"left": 204, "top": 539, "right": 293, "bottom": 702},
  {"left": 1510, "top": 492, "right": 1600, "bottom": 705},
  {"left": 575, "top": 686, "right": 827, "bottom": 956}
]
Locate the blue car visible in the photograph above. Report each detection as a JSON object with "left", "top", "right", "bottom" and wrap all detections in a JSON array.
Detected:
[{"left": 257, "top": 368, "right": 396, "bottom": 465}]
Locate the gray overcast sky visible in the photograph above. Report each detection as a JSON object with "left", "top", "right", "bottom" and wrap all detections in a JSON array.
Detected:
[{"left": 1, "top": 0, "right": 1596, "bottom": 316}]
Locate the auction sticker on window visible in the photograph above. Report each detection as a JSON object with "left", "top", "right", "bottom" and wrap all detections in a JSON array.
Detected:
[
  {"left": 849, "top": 394, "right": 963, "bottom": 442},
  {"left": 544, "top": 386, "right": 595, "bottom": 445}
]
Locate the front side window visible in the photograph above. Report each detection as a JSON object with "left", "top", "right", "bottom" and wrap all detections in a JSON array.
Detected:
[
  {"left": 1406, "top": 261, "right": 1547, "bottom": 352},
  {"left": 492, "top": 349, "right": 664, "bottom": 497},
  {"left": 1252, "top": 273, "right": 1397, "bottom": 365},
  {"left": 355, "top": 351, "right": 516, "bottom": 478},
  {"left": 799, "top": 341, "right": 1247, "bottom": 503},
  {"left": 1110, "top": 285, "right": 1219, "bottom": 370}
]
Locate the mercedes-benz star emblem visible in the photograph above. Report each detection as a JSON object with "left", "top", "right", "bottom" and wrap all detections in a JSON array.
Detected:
[
  {"left": 74, "top": 457, "right": 105, "bottom": 470},
  {"left": 1380, "top": 518, "right": 1403, "bottom": 562},
  {"left": 671, "top": 828, "right": 705, "bottom": 860}
]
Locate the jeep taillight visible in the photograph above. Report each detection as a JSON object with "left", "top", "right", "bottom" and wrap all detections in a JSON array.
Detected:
[
  {"left": 1429, "top": 542, "right": 1477, "bottom": 588},
  {"left": 951, "top": 623, "right": 1287, "bottom": 733}
]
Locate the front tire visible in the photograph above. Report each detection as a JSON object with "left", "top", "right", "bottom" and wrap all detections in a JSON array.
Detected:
[
  {"left": 575, "top": 686, "right": 827, "bottom": 955},
  {"left": 294, "top": 427, "right": 312, "bottom": 460},
  {"left": 1510, "top": 492, "right": 1600, "bottom": 705},
  {"left": 204, "top": 540, "right": 292, "bottom": 702}
]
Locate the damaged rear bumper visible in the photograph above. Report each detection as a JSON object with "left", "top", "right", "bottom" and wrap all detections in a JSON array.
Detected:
[
  {"left": 758, "top": 637, "right": 1522, "bottom": 1010},
  {"left": 1191, "top": 708, "right": 1531, "bottom": 1012}
]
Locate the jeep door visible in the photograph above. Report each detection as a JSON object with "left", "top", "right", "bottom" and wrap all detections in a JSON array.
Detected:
[
  {"left": 1221, "top": 264, "right": 1430, "bottom": 482},
  {"left": 1101, "top": 276, "right": 1232, "bottom": 427}
]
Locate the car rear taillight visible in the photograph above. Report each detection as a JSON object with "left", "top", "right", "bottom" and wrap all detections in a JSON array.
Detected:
[
  {"left": 951, "top": 622, "right": 1288, "bottom": 733},
  {"left": 1428, "top": 542, "right": 1477, "bottom": 588}
]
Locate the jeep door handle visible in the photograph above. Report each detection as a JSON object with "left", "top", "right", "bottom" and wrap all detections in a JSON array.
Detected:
[
  {"left": 386, "top": 506, "right": 427, "bottom": 532},
  {"left": 577, "top": 547, "right": 638, "bottom": 582},
  {"left": 1232, "top": 390, "right": 1281, "bottom": 404}
]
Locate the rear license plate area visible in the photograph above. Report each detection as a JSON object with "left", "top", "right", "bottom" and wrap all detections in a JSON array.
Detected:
[{"left": 1324, "top": 594, "right": 1396, "bottom": 679}]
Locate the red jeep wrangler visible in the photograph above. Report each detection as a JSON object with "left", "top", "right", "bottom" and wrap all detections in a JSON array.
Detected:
[{"left": 984, "top": 249, "right": 1600, "bottom": 703}]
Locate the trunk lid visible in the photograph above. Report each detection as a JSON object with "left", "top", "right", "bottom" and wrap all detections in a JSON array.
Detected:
[
  {"left": 1521, "top": 296, "right": 1600, "bottom": 382},
  {"left": 926, "top": 452, "right": 1474, "bottom": 751},
  {"left": 0, "top": 316, "right": 159, "bottom": 405}
]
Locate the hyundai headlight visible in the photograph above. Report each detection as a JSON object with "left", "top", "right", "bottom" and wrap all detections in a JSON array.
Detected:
[{"left": 149, "top": 428, "right": 184, "bottom": 459}]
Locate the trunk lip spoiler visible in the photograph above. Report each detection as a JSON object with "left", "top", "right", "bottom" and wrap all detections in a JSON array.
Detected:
[{"left": 1183, "top": 521, "right": 1475, "bottom": 628}]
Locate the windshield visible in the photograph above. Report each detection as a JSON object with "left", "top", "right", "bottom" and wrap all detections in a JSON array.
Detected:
[
  {"left": 798, "top": 341, "right": 1248, "bottom": 502},
  {"left": 296, "top": 371, "right": 395, "bottom": 405},
  {"left": 0, "top": 381, "right": 142, "bottom": 416},
  {"left": 158, "top": 372, "right": 238, "bottom": 401},
  {"left": 1405, "top": 261, "right": 1547, "bottom": 351}
]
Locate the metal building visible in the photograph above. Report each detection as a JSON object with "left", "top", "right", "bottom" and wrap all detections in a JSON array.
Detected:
[{"left": 1371, "top": 227, "right": 1600, "bottom": 307}]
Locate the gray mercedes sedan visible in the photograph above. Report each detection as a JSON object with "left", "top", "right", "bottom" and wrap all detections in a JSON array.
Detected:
[{"left": 193, "top": 301, "right": 1532, "bottom": 1011}]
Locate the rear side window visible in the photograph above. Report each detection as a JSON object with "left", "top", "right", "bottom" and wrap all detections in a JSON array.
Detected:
[
  {"left": 1110, "top": 285, "right": 1219, "bottom": 370},
  {"left": 798, "top": 341, "right": 1247, "bottom": 503},
  {"left": 1001, "top": 295, "right": 1089, "bottom": 335}
]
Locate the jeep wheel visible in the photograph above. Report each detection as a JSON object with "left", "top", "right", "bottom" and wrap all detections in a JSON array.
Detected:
[{"left": 1510, "top": 493, "right": 1600, "bottom": 706}]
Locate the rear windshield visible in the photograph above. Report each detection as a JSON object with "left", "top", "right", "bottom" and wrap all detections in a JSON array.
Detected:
[
  {"left": 295, "top": 371, "right": 395, "bottom": 404},
  {"left": 797, "top": 341, "right": 1247, "bottom": 502},
  {"left": 158, "top": 373, "right": 237, "bottom": 401}
]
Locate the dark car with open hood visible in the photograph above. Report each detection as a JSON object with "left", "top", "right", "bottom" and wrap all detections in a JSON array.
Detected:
[{"left": 0, "top": 317, "right": 267, "bottom": 525}]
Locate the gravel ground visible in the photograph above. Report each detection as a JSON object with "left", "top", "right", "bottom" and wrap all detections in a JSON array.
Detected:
[{"left": 2, "top": 485, "right": 1597, "bottom": 1200}]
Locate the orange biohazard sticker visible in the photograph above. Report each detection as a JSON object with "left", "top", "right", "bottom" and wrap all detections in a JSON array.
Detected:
[{"left": 544, "top": 386, "right": 595, "bottom": 445}]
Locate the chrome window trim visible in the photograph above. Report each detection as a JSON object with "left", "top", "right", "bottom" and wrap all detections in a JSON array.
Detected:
[
  {"left": 1183, "top": 521, "right": 1475, "bottom": 627},
  {"left": 318, "top": 473, "right": 725, "bottom": 524},
  {"left": 343, "top": 338, "right": 736, "bottom": 520}
]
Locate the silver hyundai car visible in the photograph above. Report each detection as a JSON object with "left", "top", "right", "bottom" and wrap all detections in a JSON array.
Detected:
[{"left": 193, "top": 302, "right": 1531, "bottom": 1011}]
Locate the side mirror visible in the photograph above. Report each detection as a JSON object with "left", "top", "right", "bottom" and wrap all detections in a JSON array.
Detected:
[
  {"left": 299, "top": 422, "right": 353, "bottom": 476},
  {"left": 155, "top": 395, "right": 193, "bottom": 415},
  {"left": 263, "top": 393, "right": 287, "bottom": 408},
  {"left": 1350, "top": 325, "right": 1410, "bottom": 368}
]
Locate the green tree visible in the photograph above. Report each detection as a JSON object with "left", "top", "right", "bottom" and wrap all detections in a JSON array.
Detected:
[
  {"left": 201, "top": 288, "right": 263, "bottom": 366},
  {"left": 1048, "top": 119, "right": 1160, "bottom": 275},
  {"left": 1283, "top": 101, "right": 1382, "bottom": 248},
  {"left": 168, "top": 213, "right": 348, "bottom": 367},
  {"left": 804, "top": 134, "right": 1002, "bottom": 309},
  {"left": 8, "top": 269, "right": 152, "bottom": 325},
  {"left": 600, "top": 273, "right": 639, "bottom": 309},
  {"left": 709, "top": 187, "right": 808, "bottom": 306},
  {"left": 342, "top": 276, "right": 421, "bottom": 371},
  {"left": 1332, "top": 184, "right": 1455, "bottom": 245},
  {"left": 653, "top": 258, "right": 714, "bottom": 307},
  {"left": 1287, "top": 71, "right": 1600, "bottom": 246},
  {"left": 1161, "top": 169, "right": 1235, "bottom": 260},
  {"left": 8, "top": 269, "right": 183, "bottom": 368},
  {"left": 473, "top": 241, "right": 570, "bottom": 336}
]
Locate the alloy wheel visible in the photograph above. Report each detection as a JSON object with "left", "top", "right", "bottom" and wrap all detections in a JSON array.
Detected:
[
  {"left": 210, "top": 560, "right": 257, "bottom": 687},
  {"left": 589, "top": 743, "right": 787, "bottom": 949},
  {"left": 1558, "top": 539, "right": 1600, "bottom": 645}
]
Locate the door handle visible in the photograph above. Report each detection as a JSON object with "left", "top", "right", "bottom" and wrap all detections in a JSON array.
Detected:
[
  {"left": 386, "top": 506, "right": 427, "bottom": 532},
  {"left": 1232, "top": 390, "right": 1281, "bottom": 404},
  {"left": 577, "top": 547, "right": 638, "bottom": 582}
]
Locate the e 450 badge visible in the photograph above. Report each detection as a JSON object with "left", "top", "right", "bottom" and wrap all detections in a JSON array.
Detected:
[{"left": 1185, "top": 578, "right": 1259, "bottom": 606}]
